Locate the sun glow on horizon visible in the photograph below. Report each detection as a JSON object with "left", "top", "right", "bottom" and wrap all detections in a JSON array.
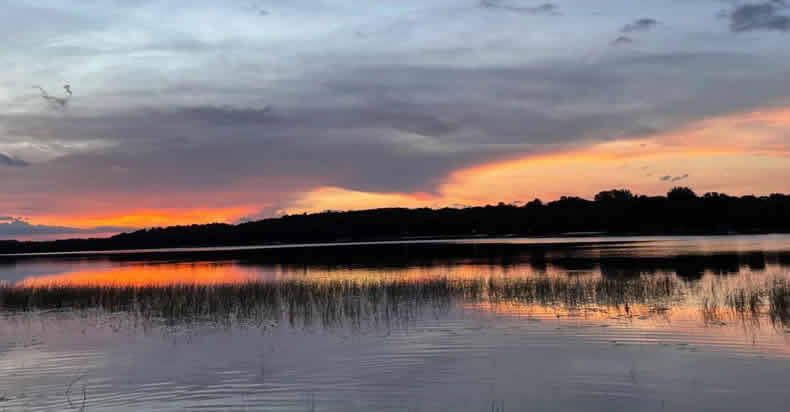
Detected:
[
  {"left": 29, "top": 206, "right": 259, "bottom": 230},
  {"left": 280, "top": 107, "right": 790, "bottom": 214},
  {"left": 8, "top": 107, "right": 790, "bottom": 235}
]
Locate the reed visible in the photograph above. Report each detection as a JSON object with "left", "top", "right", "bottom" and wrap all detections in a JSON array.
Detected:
[{"left": 2, "top": 275, "right": 789, "bottom": 328}]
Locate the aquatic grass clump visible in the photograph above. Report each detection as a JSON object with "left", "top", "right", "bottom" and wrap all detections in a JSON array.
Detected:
[
  {"left": 0, "top": 279, "right": 459, "bottom": 329},
  {"left": 708, "top": 277, "right": 790, "bottom": 328},
  {"left": 2, "top": 274, "right": 789, "bottom": 329},
  {"left": 725, "top": 287, "right": 763, "bottom": 317},
  {"left": 0, "top": 276, "right": 676, "bottom": 325},
  {"left": 767, "top": 278, "right": 790, "bottom": 326},
  {"left": 484, "top": 275, "right": 678, "bottom": 309}
]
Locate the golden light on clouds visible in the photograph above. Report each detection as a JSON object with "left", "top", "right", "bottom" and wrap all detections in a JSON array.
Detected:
[
  {"left": 283, "top": 187, "right": 438, "bottom": 215},
  {"left": 31, "top": 206, "right": 258, "bottom": 229},
  {"left": 13, "top": 107, "right": 790, "bottom": 231},
  {"left": 285, "top": 107, "right": 790, "bottom": 214}
]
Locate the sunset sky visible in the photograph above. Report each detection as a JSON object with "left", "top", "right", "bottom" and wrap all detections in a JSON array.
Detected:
[{"left": 2, "top": 0, "right": 790, "bottom": 240}]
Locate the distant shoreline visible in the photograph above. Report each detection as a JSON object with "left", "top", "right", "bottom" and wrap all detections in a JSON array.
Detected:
[
  {"left": 3, "top": 233, "right": 789, "bottom": 259},
  {"left": 3, "top": 188, "right": 789, "bottom": 255}
]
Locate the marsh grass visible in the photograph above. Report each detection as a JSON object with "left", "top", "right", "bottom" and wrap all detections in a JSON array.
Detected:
[
  {"left": 767, "top": 278, "right": 790, "bottom": 326},
  {"left": 1, "top": 275, "right": 789, "bottom": 329},
  {"left": 700, "top": 277, "right": 790, "bottom": 328},
  {"left": 0, "top": 279, "right": 456, "bottom": 330},
  {"left": 0, "top": 276, "right": 675, "bottom": 328}
]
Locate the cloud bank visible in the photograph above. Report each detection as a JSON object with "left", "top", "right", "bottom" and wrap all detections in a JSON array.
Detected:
[
  {"left": 0, "top": 153, "right": 28, "bottom": 167},
  {"left": 0, "top": 217, "right": 130, "bottom": 239},
  {"left": 480, "top": 1, "right": 558, "bottom": 14},
  {"left": 0, "top": 0, "right": 789, "bottom": 236},
  {"left": 730, "top": 2, "right": 790, "bottom": 32},
  {"left": 621, "top": 18, "right": 658, "bottom": 33}
]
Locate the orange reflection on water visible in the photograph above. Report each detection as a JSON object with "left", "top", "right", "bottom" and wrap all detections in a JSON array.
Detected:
[
  {"left": 15, "top": 262, "right": 551, "bottom": 288},
  {"left": 18, "top": 262, "right": 259, "bottom": 287},
  {"left": 282, "top": 264, "right": 552, "bottom": 283},
  {"left": 464, "top": 301, "right": 730, "bottom": 326},
  {"left": 466, "top": 300, "right": 790, "bottom": 357}
]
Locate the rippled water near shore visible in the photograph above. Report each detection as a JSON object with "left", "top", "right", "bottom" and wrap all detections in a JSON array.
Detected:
[{"left": 2, "top": 235, "right": 790, "bottom": 411}]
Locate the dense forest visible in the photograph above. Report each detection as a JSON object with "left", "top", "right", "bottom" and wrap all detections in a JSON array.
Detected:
[{"left": 2, "top": 187, "right": 790, "bottom": 254}]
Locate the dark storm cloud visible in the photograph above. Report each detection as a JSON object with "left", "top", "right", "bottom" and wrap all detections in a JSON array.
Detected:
[
  {"left": 479, "top": 1, "right": 558, "bottom": 14},
  {"left": 0, "top": 217, "right": 130, "bottom": 238},
  {"left": 3, "top": 52, "right": 790, "bottom": 200},
  {"left": 621, "top": 18, "right": 658, "bottom": 33},
  {"left": 0, "top": 153, "right": 28, "bottom": 167},
  {"left": 730, "top": 2, "right": 790, "bottom": 32},
  {"left": 0, "top": 106, "right": 475, "bottom": 195}
]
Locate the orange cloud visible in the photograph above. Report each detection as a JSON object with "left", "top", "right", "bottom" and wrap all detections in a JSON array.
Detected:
[
  {"left": 650, "top": 107, "right": 790, "bottom": 155},
  {"left": 12, "top": 107, "right": 790, "bottom": 231},
  {"left": 283, "top": 187, "right": 438, "bottom": 215},
  {"left": 285, "top": 106, "right": 790, "bottom": 213},
  {"left": 31, "top": 206, "right": 258, "bottom": 230}
]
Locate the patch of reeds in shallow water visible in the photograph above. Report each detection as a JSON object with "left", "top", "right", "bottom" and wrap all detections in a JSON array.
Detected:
[{"left": 1, "top": 275, "right": 789, "bottom": 329}]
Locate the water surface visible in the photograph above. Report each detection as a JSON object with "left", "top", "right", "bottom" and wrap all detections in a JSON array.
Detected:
[{"left": 2, "top": 235, "right": 790, "bottom": 411}]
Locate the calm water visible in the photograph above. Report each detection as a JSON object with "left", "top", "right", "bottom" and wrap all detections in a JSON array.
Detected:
[{"left": 2, "top": 235, "right": 790, "bottom": 411}]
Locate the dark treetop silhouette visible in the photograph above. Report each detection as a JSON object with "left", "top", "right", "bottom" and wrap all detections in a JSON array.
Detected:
[{"left": 2, "top": 187, "right": 789, "bottom": 254}]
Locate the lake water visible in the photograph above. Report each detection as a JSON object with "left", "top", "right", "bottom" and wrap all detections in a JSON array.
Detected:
[{"left": 2, "top": 235, "right": 790, "bottom": 411}]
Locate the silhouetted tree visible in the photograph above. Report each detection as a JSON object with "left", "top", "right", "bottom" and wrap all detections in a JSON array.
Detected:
[
  {"left": 594, "top": 189, "right": 635, "bottom": 203},
  {"left": 2, "top": 188, "right": 790, "bottom": 254},
  {"left": 667, "top": 186, "right": 697, "bottom": 201},
  {"left": 525, "top": 199, "right": 543, "bottom": 208}
]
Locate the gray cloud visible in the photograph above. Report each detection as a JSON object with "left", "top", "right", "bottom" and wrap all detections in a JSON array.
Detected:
[
  {"left": 660, "top": 174, "right": 689, "bottom": 182},
  {"left": 2, "top": 0, "right": 790, "bottom": 222},
  {"left": 611, "top": 35, "right": 634, "bottom": 45},
  {"left": 33, "top": 85, "right": 72, "bottom": 108},
  {"left": 0, "top": 217, "right": 130, "bottom": 239},
  {"left": 3, "top": 50, "right": 790, "bottom": 206},
  {"left": 242, "top": 1, "right": 269, "bottom": 16},
  {"left": 716, "top": 9, "right": 730, "bottom": 20},
  {"left": 730, "top": 2, "right": 790, "bottom": 32},
  {"left": 0, "top": 153, "right": 28, "bottom": 167},
  {"left": 480, "top": 1, "right": 558, "bottom": 14},
  {"left": 622, "top": 18, "right": 658, "bottom": 33}
]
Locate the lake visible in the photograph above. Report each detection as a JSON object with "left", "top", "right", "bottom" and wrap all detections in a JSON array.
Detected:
[{"left": 2, "top": 235, "right": 790, "bottom": 411}]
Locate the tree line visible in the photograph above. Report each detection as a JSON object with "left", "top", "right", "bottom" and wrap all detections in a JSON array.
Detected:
[{"left": 2, "top": 187, "right": 790, "bottom": 254}]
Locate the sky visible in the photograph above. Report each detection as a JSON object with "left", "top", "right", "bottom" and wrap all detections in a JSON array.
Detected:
[{"left": 1, "top": 0, "right": 790, "bottom": 240}]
